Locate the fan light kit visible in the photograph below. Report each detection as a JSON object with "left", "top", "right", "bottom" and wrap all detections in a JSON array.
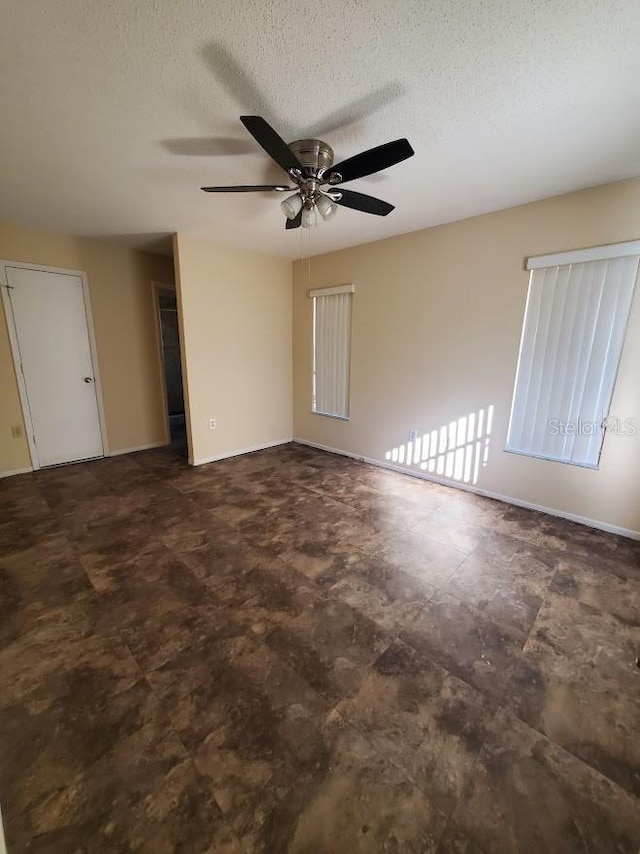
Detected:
[{"left": 201, "top": 116, "right": 415, "bottom": 230}]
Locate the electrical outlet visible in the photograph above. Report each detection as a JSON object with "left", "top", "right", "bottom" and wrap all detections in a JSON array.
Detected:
[
  {"left": 11, "top": 425, "right": 24, "bottom": 439},
  {"left": 408, "top": 427, "right": 418, "bottom": 441},
  {"left": 209, "top": 418, "right": 217, "bottom": 430}
]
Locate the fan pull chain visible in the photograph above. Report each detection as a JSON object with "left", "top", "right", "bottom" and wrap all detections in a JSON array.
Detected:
[
  {"left": 298, "top": 227, "right": 305, "bottom": 275},
  {"left": 296, "top": 226, "right": 312, "bottom": 285}
]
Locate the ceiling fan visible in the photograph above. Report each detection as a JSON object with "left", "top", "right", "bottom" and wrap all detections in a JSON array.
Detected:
[{"left": 201, "top": 116, "right": 415, "bottom": 229}]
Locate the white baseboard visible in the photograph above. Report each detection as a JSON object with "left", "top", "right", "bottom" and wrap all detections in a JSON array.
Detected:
[
  {"left": 0, "top": 465, "right": 33, "bottom": 478},
  {"left": 0, "top": 803, "right": 6, "bottom": 854},
  {"left": 108, "top": 442, "right": 168, "bottom": 457},
  {"left": 191, "top": 438, "right": 292, "bottom": 467},
  {"left": 293, "top": 438, "right": 640, "bottom": 541}
]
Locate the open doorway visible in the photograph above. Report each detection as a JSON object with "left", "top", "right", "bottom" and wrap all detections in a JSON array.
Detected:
[{"left": 152, "top": 283, "right": 186, "bottom": 452}]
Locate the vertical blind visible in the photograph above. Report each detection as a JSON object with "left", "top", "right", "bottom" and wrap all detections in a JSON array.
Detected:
[
  {"left": 311, "top": 284, "right": 354, "bottom": 419},
  {"left": 506, "top": 244, "right": 639, "bottom": 467}
]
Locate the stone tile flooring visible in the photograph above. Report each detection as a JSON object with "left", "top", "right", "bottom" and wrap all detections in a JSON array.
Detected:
[{"left": 1, "top": 442, "right": 639, "bottom": 852}]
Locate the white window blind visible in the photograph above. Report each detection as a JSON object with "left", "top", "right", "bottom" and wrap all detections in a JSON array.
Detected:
[
  {"left": 506, "top": 244, "right": 639, "bottom": 468},
  {"left": 311, "top": 284, "right": 354, "bottom": 419}
]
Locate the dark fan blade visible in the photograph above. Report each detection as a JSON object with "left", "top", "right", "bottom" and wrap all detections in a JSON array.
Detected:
[
  {"left": 327, "top": 138, "right": 414, "bottom": 184},
  {"left": 334, "top": 189, "right": 394, "bottom": 216},
  {"left": 240, "top": 116, "right": 302, "bottom": 174},
  {"left": 285, "top": 209, "right": 302, "bottom": 229},
  {"left": 201, "top": 184, "right": 293, "bottom": 192}
]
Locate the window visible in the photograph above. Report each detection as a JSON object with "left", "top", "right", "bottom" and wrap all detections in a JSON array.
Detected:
[
  {"left": 310, "top": 284, "right": 354, "bottom": 419},
  {"left": 506, "top": 241, "right": 639, "bottom": 468}
]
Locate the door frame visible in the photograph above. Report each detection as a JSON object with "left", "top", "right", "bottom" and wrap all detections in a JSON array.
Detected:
[{"left": 0, "top": 259, "right": 109, "bottom": 470}]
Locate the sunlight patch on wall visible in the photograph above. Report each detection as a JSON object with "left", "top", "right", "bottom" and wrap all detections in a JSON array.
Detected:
[{"left": 385, "top": 406, "right": 494, "bottom": 485}]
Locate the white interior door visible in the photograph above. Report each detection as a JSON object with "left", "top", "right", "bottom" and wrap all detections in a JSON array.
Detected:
[{"left": 6, "top": 266, "right": 104, "bottom": 467}]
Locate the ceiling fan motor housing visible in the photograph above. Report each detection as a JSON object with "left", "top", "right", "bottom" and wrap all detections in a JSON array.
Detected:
[
  {"left": 289, "top": 139, "right": 334, "bottom": 174},
  {"left": 288, "top": 139, "right": 338, "bottom": 210}
]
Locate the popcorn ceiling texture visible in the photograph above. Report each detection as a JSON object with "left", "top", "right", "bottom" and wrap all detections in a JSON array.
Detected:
[{"left": 1, "top": 0, "right": 639, "bottom": 258}]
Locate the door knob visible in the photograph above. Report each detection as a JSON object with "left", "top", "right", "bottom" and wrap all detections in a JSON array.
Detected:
[{"left": 83, "top": 376, "right": 94, "bottom": 383}]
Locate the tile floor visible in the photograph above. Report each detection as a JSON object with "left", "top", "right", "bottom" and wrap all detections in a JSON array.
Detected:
[{"left": 1, "top": 442, "right": 639, "bottom": 852}]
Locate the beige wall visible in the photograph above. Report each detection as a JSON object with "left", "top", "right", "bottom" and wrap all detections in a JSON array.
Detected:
[
  {"left": 0, "top": 222, "right": 174, "bottom": 473},
  {"left": 173, "top": 233, "right": 292, "bottom": 464},
  {"left": 293, "top": 178, "right": 640, "bottom": 535}
]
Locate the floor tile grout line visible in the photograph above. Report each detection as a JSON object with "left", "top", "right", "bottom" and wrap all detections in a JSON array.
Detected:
[
  {"left": 326, "top": 647, "right": 505, "bottom": 842},
  {"left": 493, "top": 695, "right": 640, "bottom": 803},
  {"left": 395, "top": 595, "right": 528, "bottom": 712},
  {"left": 480, "top": 575, "right": 640, "bottom": 799},
  {"left": 325, "top": 703, "right": 463, "bottom": 838}
]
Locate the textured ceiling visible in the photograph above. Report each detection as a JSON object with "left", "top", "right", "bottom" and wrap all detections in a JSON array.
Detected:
[{"left": 1, "top": 0, "right": 640, "bottom": 259}]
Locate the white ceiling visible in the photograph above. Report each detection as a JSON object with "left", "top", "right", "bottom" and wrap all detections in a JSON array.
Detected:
[{"left": 1, "top": 0, "right": 640, "bottom": 259}]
